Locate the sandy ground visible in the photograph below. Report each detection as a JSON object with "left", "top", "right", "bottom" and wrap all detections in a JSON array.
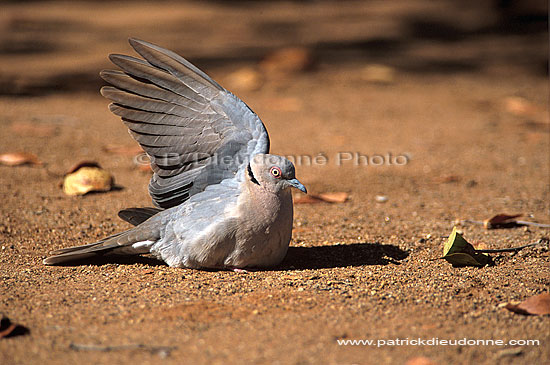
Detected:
[{"left": 0, "top": 1, "right": 549, "bottom": 364}]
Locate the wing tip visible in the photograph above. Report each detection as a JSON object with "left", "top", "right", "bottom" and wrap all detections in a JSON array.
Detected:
[
  {"left": 100, "top": 85, "right": 118, "bottom": 98},
  {"left": 129, "top": 37, "right": 147, "bottom": 48}
]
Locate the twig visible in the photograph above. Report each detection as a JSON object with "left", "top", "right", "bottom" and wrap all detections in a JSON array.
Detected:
[
  {"left": 516, "top": 221, "right": 550, "bottom": 228},
  {"left": 476, "top": 238, "right": 549, "bottom": 253},
  {"left": 462, "top": 219, "right": 484, "bottom": 225}
]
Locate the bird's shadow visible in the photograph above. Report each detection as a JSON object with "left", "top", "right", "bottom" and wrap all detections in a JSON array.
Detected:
[
  {"left": 53, "top": 242, "right": 408, "bottom": 270},
  {"left": 277, "top": 242, "right": 409, "bottom": 270}
]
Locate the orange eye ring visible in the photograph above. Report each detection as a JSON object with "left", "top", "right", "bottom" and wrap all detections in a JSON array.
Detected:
[{"left": 270, "top": 166, "right": 282, "bottom": 178}]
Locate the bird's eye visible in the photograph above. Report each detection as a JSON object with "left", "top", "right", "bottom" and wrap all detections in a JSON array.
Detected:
[{"left": 270, "top": 166, "right": 282, "bottom": 178}]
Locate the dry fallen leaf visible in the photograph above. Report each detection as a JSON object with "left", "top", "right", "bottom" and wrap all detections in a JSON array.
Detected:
[
  {"left": 484, "top": 214, "right": 522, "bottom": 229},
  {"left": 0, "top": 152, "right": 42, "bottom": 166},
  {"left": 433, "top": 174, "right": 461, "bottom": 184},
  {"left": 361, "top": 64, "right": 395, "bottom": 84},
  {"left": 226, "top": 67, "right": 263, "bottom": 91},
  {"left": 503, "top": 96, "right": 549, "bottom": 124},
  {"left": 260, "top": 47, "right": 312, "bottom": 75},
  {"left": 318, "top": 192, "right": 348, "bottom": 203},
  {"left": 294, "top": 192, "right": 348, "bottom": 204},
  {"left": 405, "top": 356, "right": 436, "bottom": 365},
  {"left": 63, "top": 162, "right": 114, "bottom": 196},
  {"left": 505, "top": 293, "right": 550, "bottom": 316},
  {"left": 504, "top": 96, "right": 540, "bottom": 117},
  {"left": 103, "top": 144, "right": 144, "bottom": 156},
  {"left": 0, "top": 315, "right": 30, "bottom": 339}
]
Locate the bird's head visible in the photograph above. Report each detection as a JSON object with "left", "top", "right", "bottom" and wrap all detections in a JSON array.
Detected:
[{"left": 247, "top": 154, "right": 307, "bottom": 194}]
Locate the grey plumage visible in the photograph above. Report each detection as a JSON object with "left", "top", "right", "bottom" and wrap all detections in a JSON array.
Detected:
[{"left": 43, "top": 38, "right": 306, "bottom": 269}]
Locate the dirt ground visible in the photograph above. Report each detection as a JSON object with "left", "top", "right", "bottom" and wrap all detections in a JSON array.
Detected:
[{"left": 0, "top": 1, "right": 549, "bottom": 364}]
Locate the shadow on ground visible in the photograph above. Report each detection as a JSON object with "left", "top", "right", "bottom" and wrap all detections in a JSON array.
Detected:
[
  {"left": 279, "top": 242, "right": 409, "bottom": 270},
  {"left": 44, "top": 242, "right": 409, "bottom": 270}
]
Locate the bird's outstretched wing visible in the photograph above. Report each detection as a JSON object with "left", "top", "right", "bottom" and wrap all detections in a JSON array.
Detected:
[{"left": 100, "top": 38, "right": 270, "bottom": 209}]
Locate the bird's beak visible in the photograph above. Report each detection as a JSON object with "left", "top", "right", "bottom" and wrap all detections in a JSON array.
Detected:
[{"left": 287, "top": 178, "right": 307, "bottom": 194}]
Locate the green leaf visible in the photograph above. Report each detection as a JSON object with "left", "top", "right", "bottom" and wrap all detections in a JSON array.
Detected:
[
  {"left": 443, "top": 252, "right": 490, "bottom": 267},
  {"left": 443, "top": 227, "right": 491, "bottom": 267}
]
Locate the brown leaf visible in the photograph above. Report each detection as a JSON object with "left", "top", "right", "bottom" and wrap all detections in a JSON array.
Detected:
[
  {"left": 318, "top": 192, "right": 348, "bottom": 203},
  {"left": 103, "top": 144, "right": 144, "bottom": 156},
  {"left": 0, "top": 316, "right": 30, "bottom": 339},
  {"left": 11, "top": 122, "right": 56, "bottom": 137},
  {"left": 0, "top": 152, "right": 42, "bottom": 166},
  {"left": 504, "top": 96, "right": 540, "bottom": 118},
  {"left": 433, "top": 174, "right": 460, "bottom": 184},
  {"left": 260, "top": 47, "right": 313, "bottom": 75},
  {"left": 405, "top": 357, "right": 436, "bottom": 365},
  {"left": 226, "top": 67, "right": 263, "bottom": 91},
  {"left": 503, "top": 96, "right": 549, "bottom": 124},
  {"left": 361, "top": 64, "right": 395, "bottom": 84},
  {"left": 505, "top": 293, "right": 550, "bottom": 316},
  {"left": 294, "top": 192, "right": 348, "bottom": 204},
  {"left": 483, "top": 214, "right": 522, "bottom": 229},
  {"left": 63, "top": 162, "right": 113, "bottom": 196}
]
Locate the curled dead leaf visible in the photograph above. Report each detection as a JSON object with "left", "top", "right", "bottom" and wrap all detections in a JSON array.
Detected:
[
  {"left": 63, "top": 162, "right": 113, "bottom": 196},
  {"left": 0, "top": 315, "right": 30, "bottom": 339},
  {"left": 361, "top": 64, "right": 395, "bottom": 84},
  {"left": 226, "top": 67, "right": 263, "bottom": 91},
  {"left": 294, "top": 192, "right": 348, "bottom": 204},
  {"left": 0, "top": 152, "right": 42, "bottom": 166},
  {"left": 504, "top": 96, "right": 540, "bottom": 117},
  {"left": 433, "top": 174, "right": 460, "bottom": 184},
  {"left": 318, "top": 192, "right": 348, "bottom": 203},
  {"left": 504, "top": 293, "right": 550, "bottom": 316},
  {"left": 484, "top": 214, "right": 522, "bottom": 229},
  {"left": 260, "top": 47, "right": 313, "bottom": 75},
  {"left": 405, "top": 357, "right": 436, "bottom": 365}
]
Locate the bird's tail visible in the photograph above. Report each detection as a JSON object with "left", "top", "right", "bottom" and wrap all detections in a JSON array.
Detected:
[{"left": 43, "top": 224, "right": 159, "bottom": 265}]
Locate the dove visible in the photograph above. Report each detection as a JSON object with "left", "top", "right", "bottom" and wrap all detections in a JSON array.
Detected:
[{"left": 43, "top": 38, "right": 307, "bottom": 270}]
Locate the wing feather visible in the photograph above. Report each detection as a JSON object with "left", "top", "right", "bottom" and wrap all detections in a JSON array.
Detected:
[{"left": 100, "top": 38, "right": 269, "bottom": 209}]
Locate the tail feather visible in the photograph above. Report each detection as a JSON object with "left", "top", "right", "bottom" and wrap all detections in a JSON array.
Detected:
[
  {"left": 43, "top": 224, "right": 159, "bottom": 265},
  {"left": 48, "top": 231, "right": 126, "bottom": 255}
]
